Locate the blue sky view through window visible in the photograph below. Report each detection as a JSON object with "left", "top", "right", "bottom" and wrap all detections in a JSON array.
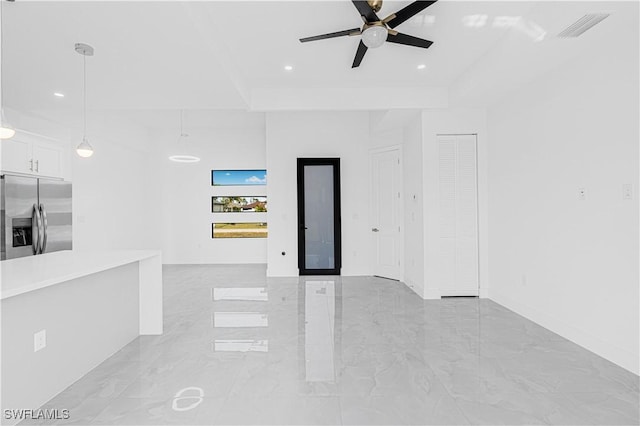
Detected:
[{"left": 212, "top": 170, "right": 267, "bottom": 186}]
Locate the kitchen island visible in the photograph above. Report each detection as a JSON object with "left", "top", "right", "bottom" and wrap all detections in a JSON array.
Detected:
[{"left": 0, "top": 250, "right": 162, "bottom": 423}]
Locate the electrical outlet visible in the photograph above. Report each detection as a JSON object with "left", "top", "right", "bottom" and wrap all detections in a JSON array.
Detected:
[
  {"left": 578, "top": 188, "right": 587, "bottom": 201},
  {"left": 34, "top": 329, "right": 46, "bottom": 352},
  {"left": 623, "top": 184, "right": 633, "bottom": 200},
  {"left": 521, "top": 274, "right": 527, "bottom": 286}
]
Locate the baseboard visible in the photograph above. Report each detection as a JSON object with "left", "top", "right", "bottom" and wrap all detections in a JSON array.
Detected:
[{"left": 489, "top": 289, "right": 639, "bottom": 376}]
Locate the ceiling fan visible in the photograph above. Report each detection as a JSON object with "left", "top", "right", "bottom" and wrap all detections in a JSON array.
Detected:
[{"left": 300, "top": 0, "right": 437, "bottom": 68}]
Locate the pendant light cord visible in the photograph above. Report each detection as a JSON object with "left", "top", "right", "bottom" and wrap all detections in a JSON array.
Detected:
[
  {"left": 82, "top": 51, "right": 87, "bottom": 137},
  {"left": 1, "top": 4, "right": 5, "bottom": 113},
  {"left": 178, "top": 109, "right": 186, "bottom": 144}
]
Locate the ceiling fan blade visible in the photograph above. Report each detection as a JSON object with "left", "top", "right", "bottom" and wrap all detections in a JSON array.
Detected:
[
  {"left": 352, "top": 40, "right": 368, "bottom": 68},
  {"left": 300, "top": 28, "right": 361, "bottom": 43},
  {"left": 385, "top": 1, "right": 437, "bottom": 29},
  {"left": 351, "top": 0, "right": 380, "bottom": 23},
  {"left": 386, "top": 32, "right": 433, "bottom": 49}
]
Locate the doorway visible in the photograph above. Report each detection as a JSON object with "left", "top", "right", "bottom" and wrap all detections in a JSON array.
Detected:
[
  {"left": 297, "top": 158, "right": 342, "bottom": 275},
  {"left": 370, "top": 146, "right": 403, "bottom": 281}
]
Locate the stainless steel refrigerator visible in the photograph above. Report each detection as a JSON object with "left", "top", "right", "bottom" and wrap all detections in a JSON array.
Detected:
[{"left": 0, "top": 174, "right": 72, "bottom": 260}]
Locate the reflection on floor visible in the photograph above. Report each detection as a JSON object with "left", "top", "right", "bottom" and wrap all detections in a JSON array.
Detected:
[{"left": 22, "top": 264, "right": 639, "bottom": 425}]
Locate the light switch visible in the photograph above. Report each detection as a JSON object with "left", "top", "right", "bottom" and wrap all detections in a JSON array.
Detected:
[
  {"left": 34, "top": 329, "right": 46, "bottom": 352},
  {"left": 623, "top": 184, "right": 633, "bottom": 200}
]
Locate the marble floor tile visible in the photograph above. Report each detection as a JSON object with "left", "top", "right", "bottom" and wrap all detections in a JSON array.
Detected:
[
  {"left": 340, "top": 394, "right": 470, "bottom": 425},
  {"left": 214, "top": 396, "right": 342, "bottom": 425},
  {"left": 90, "top": 397, "right": 226, "bottom": 425},
  {"left": 557, "top": 390, "right": 640, "bottom": 425},
  {"left": 21, "top": 264, "right": 640, "bottom": 425},
  {"left": 452, "top": 391, "right": 589, "bottom": 426}
]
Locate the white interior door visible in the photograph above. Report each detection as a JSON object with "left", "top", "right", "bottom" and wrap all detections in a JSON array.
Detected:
[
  {"left": 438, "top": 135, "right": 479, "bottom": 296},
  {"left": 371, "top": 147, "right": 402, "bottom": 280}
]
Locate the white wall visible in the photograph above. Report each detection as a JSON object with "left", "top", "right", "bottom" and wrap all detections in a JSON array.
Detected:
[
  {"left": 421, "top": 108, "right": 489, "bottom": 299},
  {"left": 160, "top": 116, "right": 267, "bottom": 264},
  {"left": 72, "top": 113, "right": 162, "bottom": 251},
  {"left": 266, "top": 111, "right": 372, "bottom": 277},
  {"left": 486, "top": 27, "right": 639, "bottom": 374}
]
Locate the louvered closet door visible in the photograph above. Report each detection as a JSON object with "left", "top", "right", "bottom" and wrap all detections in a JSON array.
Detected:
[{"left": 438, "top": 135, "right": 479, "bottom": 296}]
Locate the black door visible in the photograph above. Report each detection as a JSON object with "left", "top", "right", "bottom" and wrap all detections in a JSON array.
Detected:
[{"left": 297, "top": 158, "right": 342, "bottom": 275}]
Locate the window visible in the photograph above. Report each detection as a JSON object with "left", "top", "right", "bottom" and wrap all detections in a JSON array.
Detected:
[{"left": 212, "top": 223, "right": 267, "bottom": 239}]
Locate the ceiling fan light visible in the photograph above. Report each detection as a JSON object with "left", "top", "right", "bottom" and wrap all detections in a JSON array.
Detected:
[
  {"left": 362, "top": 26, "right": 388, "bottom": 49},
  {"left": 76, "top": 137, "right": 94, "bottom": 158}
]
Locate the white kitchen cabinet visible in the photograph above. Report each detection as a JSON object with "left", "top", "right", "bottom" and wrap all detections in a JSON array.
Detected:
[
  {"left": 32, "top": 142, "right": 63, "bottom": 177},
  {"left": 1, "top": 133, "right": 66, "bottom": 179},
  {"left": 1, "top": 137, "right": 32, "bottom": 174}
]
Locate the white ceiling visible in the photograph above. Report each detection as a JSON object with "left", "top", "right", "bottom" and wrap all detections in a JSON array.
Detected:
[{"left": 1, "top": 1, "right": 637, "bottom": 132}]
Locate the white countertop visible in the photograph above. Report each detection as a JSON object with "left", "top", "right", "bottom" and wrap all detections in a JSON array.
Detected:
[{"left": 0, "top": 250, "right": 161, "bottom": 300}]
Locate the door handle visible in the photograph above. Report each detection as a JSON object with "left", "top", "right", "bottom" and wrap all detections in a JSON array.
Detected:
[
  {"left": 31, "top": 204, "right": 42, "bottom": 255},
  {"left": 29, "top": 159, "right": 34, "bottom": 171},
  {"left": 35, "top": 160, "right": 39, "bottom": 173},
  {"left": 39, "top": 204, "right": 48, "bottom": 254},
  {"left": 372, "top": 228, "right": 379, "bottom": 232}
]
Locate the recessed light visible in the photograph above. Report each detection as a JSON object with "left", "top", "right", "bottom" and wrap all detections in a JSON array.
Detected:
[
  {"left": 284, "top": 65, "right": 293, "bottom": 71},
  {"left": 54, "top": 92, "right": 65, "bottom": 98},
  {"left": 417, "top": 64, "right": 427, "bottom": 70},
  {"left": 169, "top": 155, "right": 200, "bottom": 163}
]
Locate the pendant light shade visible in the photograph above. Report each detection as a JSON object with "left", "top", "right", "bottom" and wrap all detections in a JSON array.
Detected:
[
  {"left": 76, "top": 137, "right": 94, "bottom": 158},
  {"left": 75, "top": 43, "right": 94, "bottom": 158},
  {"left": 76, "top": 138, "right": 94, "bottom": 157},
  {"left": 0, "top": 111, "right": 16, "bottom": 139},
  {"left": 0, "top": 125, "right": 15, "bottom": 139},
  {"left": 168, "top": 110, "right": 200, "bottom": 163}
]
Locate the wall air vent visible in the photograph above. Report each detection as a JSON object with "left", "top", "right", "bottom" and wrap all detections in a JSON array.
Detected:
[{"left": 558, "top": 13, "right": 610, "bottom": 38}]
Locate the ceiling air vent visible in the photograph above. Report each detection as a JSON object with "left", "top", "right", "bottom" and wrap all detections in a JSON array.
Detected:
[{"left": 558, "top": 13, "right": 610, "bottom": 38}]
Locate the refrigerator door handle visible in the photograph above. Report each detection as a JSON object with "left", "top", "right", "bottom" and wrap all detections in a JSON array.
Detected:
[
  {"left": 31, "top": 203, "right": 42, "bottom": 255},
  {"left": 39, "top": 203, "right": 48, "bottom": 254}
]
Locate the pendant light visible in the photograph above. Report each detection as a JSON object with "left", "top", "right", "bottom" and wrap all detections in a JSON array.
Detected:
[
  {"left": 75, "top": 43, "right": 94, "bottom": 157},
  {"left": 0, "top": 3, "right": 16, "bottom": 139},
  {"left": 168, "top": 110, "right": 200, "bottom": 163}
]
